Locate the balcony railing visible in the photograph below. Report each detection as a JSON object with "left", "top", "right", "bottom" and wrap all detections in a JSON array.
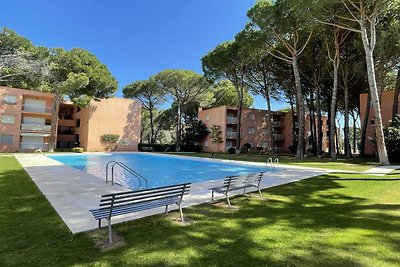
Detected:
[
  {"left": 272, "top": 121, "right": 285, "bottom": 128},
  {"left": 226, "top": 132, "right": 237, "bottom": 139},
  {"left": 226, "top": 117, "right": 238, "bottom": 124},
  {"left": 22, "top": 104, "right": 52, "bottom": 113},
  {"left": 20, "top": 142, "right": 49, "bottom": 150},
  {"left": 21, "top": 124, "right": 51, "bottom": 132}
]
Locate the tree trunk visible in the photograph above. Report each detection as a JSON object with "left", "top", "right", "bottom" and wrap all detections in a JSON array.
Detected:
[
  {"left": 352, "top": 111, "right": 357, "bottom": 153},
  {"left": 236, "top": 89, "right": 243, "bottom": 154},
  {"left": 289, "top": 92, "right": 297, "bottom": 152},
  {"left": 175, "top": 103, "right": 181, "bottom": 152},
  {"left": 310, "top": 91, "right": 317, "bottom": 155},
  {"left": 330, "top": 59, "right": 339, "bottom": 159},
  {"left": 292, "top": 54, "right": 305, "bottom": 159},
  {"left": 149, "top": 105, "right": 155, "bottom": 144},
  {"left": 315, "top": 83, "right": 323, "bottom": 157},
  {"left": 343, "top": 68, "right": 352, "bottom": 158},
  {"left": 360, "top": 93, "right": 370, "bottom": 156},
  {"left": 392, "top": 69, "right": 400, "bottom": 120},
  {"left": 264, "top": 87, "right": 273, "bottom": 155},
  {"left": 49, "top": 93, "right": 61, "bottom": 152},
  {"left": 360, "top": 24, "right": 389, "bottom": 165}
]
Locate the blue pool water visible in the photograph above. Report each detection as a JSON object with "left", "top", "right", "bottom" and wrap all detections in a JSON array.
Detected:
[{"left": 48, "top": 153, "right": 274, "bottom": 190}]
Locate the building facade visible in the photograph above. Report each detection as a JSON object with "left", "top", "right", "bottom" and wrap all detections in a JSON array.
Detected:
[
  {"left": 198, "top": 105, "right": 329, "bottom": 153},
  {"left": 0, "top": 86, "right": 141, "bottom": 152},
  {"left": 360, "top": 90, "right": 399, "bottom": 155}
]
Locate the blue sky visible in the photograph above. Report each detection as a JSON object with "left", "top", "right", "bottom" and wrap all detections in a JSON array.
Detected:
[{"left": 1, "top": 0, "right": 288, "bottom": 110}]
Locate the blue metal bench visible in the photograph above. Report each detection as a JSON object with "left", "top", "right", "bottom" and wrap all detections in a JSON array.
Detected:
[
  {"left": 210, "top": 172, "right": 264, "bottom": 207},
  {"left": 90, "top": 183, "right": 191, "bottom": 243}
]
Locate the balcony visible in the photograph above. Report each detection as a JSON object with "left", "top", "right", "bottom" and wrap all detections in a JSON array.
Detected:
[
  {"left": 226, "top": 117, "right": 238, "bottom": 124},
  {"left": 20, "top": 142, "right": 49, "bottom": 150},
  {"left": 22, "top": 104, "right": 52, "bottom": 114},
  {"left": 226, "top": 132, "right": 237, "bottom": 139},
  {"left": 21, "top": 124, "right": 51, "bottom": 132},
  {"left": 272, "top": 121, "right": 285, "bottom": 128}
]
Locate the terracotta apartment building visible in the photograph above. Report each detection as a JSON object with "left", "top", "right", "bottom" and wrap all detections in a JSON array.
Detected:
[
  {"left": 360, "top": 90, "right": 399, "bottom": 155},
  {"left": 198, "top": 105, "right": 329, "bottom": 153},
  {"left": 0, "top": 86, "right": 141, "bottom": 152}
]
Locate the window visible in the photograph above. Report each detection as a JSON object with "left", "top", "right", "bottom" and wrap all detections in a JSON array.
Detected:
[
  {"left": 204, "top": 140, "right": 209, "bottom": 146},
  {"left": 262, "top": 129, "right": 268, "bottom": 134},
  {"left": 248, "top": 127, "right": 255, "bottom": 134},
  {"left": 76, "top": 119, "right": 81, "bottom": 127},
  {"left": 0, "top": 134, "right": 14, "bottom": 144},
  {"left": 2, "top": 95, "right": 17, "bottom": 104},
  {"left": 205, "top": 114, "right": 210, "bottom": 121},
  {"left": 249, "top": 114, "right": 255, "bottom": 120},
  {"left": 1, "top": 115, "right": 15, "bottom": 124}
]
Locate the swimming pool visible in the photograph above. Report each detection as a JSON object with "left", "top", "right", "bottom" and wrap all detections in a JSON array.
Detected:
[{"left": 48, "top": 153, "right": 275, "bottom": 190}]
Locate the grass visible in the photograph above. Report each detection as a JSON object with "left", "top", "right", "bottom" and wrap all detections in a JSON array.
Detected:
[
  {"left": 1, "top": 155, "right": 400, "bottom": 266},
  {"left": 165, "top": 152, "right": 379, "bottom": 172}
]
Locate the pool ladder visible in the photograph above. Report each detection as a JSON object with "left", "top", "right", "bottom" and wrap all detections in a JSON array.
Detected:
[
  {"left": 105, "top": 161, "right": 148, "bottom": 189},
  {"left": 266, "top": 157, "right": 279, "bottom": 167}
]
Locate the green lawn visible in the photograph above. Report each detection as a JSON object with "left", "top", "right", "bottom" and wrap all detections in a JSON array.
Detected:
[
  {"left": 166, "top": 152, "right": 379, "bottom": 172},
  {"left": 1, "top": 155, "right": 399, "bottom": 266}
]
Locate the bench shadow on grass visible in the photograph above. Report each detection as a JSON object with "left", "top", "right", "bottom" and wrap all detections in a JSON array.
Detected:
[{"left": 2, "top": 163, "right": 400, "bottom": 266}]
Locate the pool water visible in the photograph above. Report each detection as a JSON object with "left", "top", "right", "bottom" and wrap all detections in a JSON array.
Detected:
[{"left": 48, "top": 153, "right": 275, "bottom": 190}]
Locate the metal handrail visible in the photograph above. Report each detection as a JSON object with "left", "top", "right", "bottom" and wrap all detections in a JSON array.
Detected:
[
  {"left": 266, "top": 157, "right": 279, "bottom": 167},
  {"left": 105, "top": 161, "right": 148, "bottom": 188}
]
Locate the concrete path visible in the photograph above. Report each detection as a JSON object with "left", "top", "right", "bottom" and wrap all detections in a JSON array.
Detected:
[
  {"left": 15, "top": 153, "right": 330, "bottom": 234},
  {"left": 361, "top": 165, "right": 400, "bottom": 176}
]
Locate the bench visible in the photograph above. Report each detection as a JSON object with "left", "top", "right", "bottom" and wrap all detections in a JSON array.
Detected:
[
  {"left": 210, "top": 172, "right": 264, "bottom": 207},
  {"left": 90, "top": 183, "right": 191, "bottom": 243}
]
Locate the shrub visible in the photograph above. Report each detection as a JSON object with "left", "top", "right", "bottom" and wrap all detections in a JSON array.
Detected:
[
  {"left": 227, "top": 147, "right": 236, "bottom": 154},
  {"left": 384, "top": 115, "right": 400, "bottom": 162},
  {"left": 71, "top": 147, "right": 84, "bottom": 153},
  {"left": 100, "top": 134, "right": 120, "bottom": 143},
  {"left": 256, "top": 146, "right": 263, "bottom": 152},
  {"left": 243, "top": 143, "right": 251, "bottom": 150}
]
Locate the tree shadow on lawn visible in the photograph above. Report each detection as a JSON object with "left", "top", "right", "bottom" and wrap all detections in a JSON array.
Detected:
[{"left": 1, "top": 160, "right": 400, "bottom": 266}]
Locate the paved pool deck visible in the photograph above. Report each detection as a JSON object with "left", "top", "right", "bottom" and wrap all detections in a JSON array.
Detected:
[{"left": 15, "top": 153, "right": 334, "bottom": 234}]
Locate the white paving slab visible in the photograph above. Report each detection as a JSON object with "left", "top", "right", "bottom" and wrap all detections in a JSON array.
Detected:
[
  {"left": 15, "top": 153, "right": 329, "bottom": 234},
  {"left": 361, "top": 165, "right": 400, "bottom": 176}
]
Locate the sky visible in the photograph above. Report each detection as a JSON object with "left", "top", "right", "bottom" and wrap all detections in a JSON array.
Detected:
[{"left": 1, "top": 0, "right": 288, "bottom": 111}]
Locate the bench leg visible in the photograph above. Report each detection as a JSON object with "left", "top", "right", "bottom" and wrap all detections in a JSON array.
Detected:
[
  {"left": 226, "top": 194, "right": 231, "bottom": 207},
  {"left": 243, "top": 188, "right": 246, "bottom": 194},
  {"left": 258, "top": 188, "right": 263, "bottom": 198},
  {"left": 107, "top": 219, "right": 112, "bottom": 244},
  {"left": 98, "top": 219, "right": 101, "bottom": 228},
  {"left": 179, "top": 205, "right": 184, "bottom": 223},
  {"left": 165, "top": 205, "right": 169, "bottom": 215},
  {"left": 211, "top": 190, "right": 215, "bottom": 202}
]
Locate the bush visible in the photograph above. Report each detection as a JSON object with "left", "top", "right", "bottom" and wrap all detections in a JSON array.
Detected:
[
  {"left": 100, "top": 134, "right": 120, "bottom": 143},
  {"left": 227, "top": 147, "right": 236, "bottom": 154},
  {"left": 71, "top": 147, "right": 84, "bottom": 153},
  {"left": 384, "top": 115, "right": 400, "bottom": 162},
  {"left": 256, "top": 146, "right": 263, "bottom": 152}
]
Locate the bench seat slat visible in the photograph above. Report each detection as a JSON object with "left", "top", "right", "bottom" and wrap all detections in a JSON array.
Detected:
[
  {"left": 101, "top": 183, "right": 190, "bottom": 198},
  {"left": 100, "top": 188, "right": 190, "bottom": 205},
  {"left": 99, "top": 192, "right": 187, "bottom": 208},
  {"left": 90, "top": 197, "right": 180, "bottom": 220}
]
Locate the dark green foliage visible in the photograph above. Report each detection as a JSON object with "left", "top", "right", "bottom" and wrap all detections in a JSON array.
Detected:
[
  {"left": 182, "top": 120, "right": 209, "bottom": 145},
  {"left": 383, "top": 115, "right": 400, "bottom": 162}
]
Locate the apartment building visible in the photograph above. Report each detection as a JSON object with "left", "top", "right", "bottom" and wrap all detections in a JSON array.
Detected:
[
  {"left": 198, "top": 105, "right": 329, "bottom": 153},
  {"left": 0, "top": 86, "right": 141, "bottom": 152},
  {"left": 360, "top": 90, "right": 399, "bottom": 155}
]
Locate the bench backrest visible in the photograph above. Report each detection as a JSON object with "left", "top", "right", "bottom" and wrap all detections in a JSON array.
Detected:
[
  {"left": 98, "top": 183, "right": 191, "bottom": 212},
  {"left": 224, "top": 172, "right": 264, "bottom": 188}
]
